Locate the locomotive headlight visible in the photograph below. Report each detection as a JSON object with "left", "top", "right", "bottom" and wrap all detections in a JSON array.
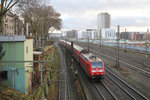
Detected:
[
  {"left": 99, "top": 70, "right": 103, "bottom": 72},
  {"left": 92, "top": 70, "right": 96, "bottom": 72}
]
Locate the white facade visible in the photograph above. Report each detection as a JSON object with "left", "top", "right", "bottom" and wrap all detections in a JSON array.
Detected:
[
  {"left": 86, "top": 29, "right": 98, "bottom": 40},
  {"left": 81, "top": 31, "right": 87, "bottom": 39},
  {"left": 77, "top": 29, "right": 98, "bottom": 40},
  {"left": 101, "top": 28, "right": 117, "bottom": 41},
  {"left": 77, "top": 30, "right": 83, "bottom": 39},
  {"left": 61, "top": 30, "right": 77, "bottom": 40}
]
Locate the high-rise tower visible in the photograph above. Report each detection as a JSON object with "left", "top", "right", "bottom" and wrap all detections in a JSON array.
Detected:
[{"left": 97, "top": 12, "right": 110, "bottom": 39}]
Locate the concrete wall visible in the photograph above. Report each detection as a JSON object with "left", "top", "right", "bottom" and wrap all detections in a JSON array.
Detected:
[
  {"left": 101, "top": 28, "right": 116, "bottom": 41},
  {"left": 24, "top": 38, "right": 33, "bottom": 93}
]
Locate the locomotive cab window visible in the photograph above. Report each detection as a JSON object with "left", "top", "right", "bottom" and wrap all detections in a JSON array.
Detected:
[
  {"left": 91, "top": 62, "right": 103, "bottom": 68},
  {"left": 97, "top": 62, "right": 103, "bottom": 68}
]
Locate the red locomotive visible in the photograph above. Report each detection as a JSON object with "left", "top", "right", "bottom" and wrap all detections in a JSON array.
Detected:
[{"left": 59, "top": 40, "right": 105, "bottom": 80}]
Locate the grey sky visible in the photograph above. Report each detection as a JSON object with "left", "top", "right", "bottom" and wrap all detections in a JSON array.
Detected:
[{"left": 48, "top": 0, "right": 150, "bottom": 31}]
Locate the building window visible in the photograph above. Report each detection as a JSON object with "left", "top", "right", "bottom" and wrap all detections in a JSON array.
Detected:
[
  {"left": 26, "top": 46, "right": 28, "bottom": 54},
  {"left": 0, "top": 71, "right": 8, "bottom": 80}
]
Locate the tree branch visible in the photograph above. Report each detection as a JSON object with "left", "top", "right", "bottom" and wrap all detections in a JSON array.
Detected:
[
  {"left": 5, "top": 0, "right": 8, "bottom": 8},
  {"left": 5, "top": 0, "right": 13, "bottom": 10},
  {"left": 1, "top": 0, "right": 4, "bottom": 12},
  {"left": 5, "top": 0, "right": 19, "bottom": 12}
]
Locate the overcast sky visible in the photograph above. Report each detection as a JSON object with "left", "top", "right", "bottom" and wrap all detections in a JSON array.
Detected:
[{"left": 48, "top": 0, "right": 150, "bottom": 32}]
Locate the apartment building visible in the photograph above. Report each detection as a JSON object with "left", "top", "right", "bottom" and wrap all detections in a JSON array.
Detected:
[
  {"left": 2, "top": 11, "right": 23, "bottom": 35},
  {"left": 3, "top": 11, "right": 14, "bottom": 35}
]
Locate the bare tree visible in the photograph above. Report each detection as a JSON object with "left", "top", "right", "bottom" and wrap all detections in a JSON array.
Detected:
[
  {"left": 17, "top": 0, "right": 61, "bottom": 47},
  {"left": 0, "top": 0, "right": 19, "bottom": 33},
  {"left": 17, "top": 0, "right": 44, "bottom": 47},
  {"left": 40, "top": 6, "right": 61, "bottom": 44}
]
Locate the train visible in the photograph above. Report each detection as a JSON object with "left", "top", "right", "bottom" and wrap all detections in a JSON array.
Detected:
[{"left": 59, "top": 40, "right": 105, "bottom": 80}]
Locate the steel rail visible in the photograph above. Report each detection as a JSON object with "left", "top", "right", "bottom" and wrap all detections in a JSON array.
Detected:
[
  {"left": 90, "top": 49, "right": 150, "bottom": 76},
  {"left": 75, "top": 42, "right": 149, "bottom": 99},
  {"left": 58, "top": 46, "right": 69, "bottom": 100},
  {"left": 76, "top": 41, "right": 150, "bottom": 55},
  {"left": 105, "top": 68, "right": 148, "bottom": 100},
  {"left": 101, "top": 81, "right": 118, "bottom": 100},
  {"left": 94, "top": 84, "right": 106, "bottom": 100}
]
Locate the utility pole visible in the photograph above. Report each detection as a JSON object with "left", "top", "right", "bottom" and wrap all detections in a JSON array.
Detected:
[
  {"left": 41, "top": 21, "right": 43, "bottom": 47},
  {"left": 88, "top": 36, "right": 89, "bottom": 51},
  {"left": 124, "top": 28, "right": 127, "bottom": 52},
  {"left": 26, "top": 23, "right": 29, "bottom": 36},
  {"left": 115, "top": 25, "right": 120, "bottom": 67},
  {"left": 145, "top": 29, "right": 149, "bottom": 62},
  {"left": 99, "top": 29, "right": 102, "bottom": 47},
  {"left": 40, "top": 63, "right": 43, "bottom": 86}
]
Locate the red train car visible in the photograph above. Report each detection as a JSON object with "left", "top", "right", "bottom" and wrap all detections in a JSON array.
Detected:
[
  {"left": 59, "top": 40, "right": 105, "bottom": 80},
  {"left": 80, "top": 52, "right": 105, "bottom": 79},
  {"left": 73, "top": 44, "right": 83, "bottom": 62}
]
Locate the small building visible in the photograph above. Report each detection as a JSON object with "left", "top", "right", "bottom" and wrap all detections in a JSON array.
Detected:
[{"left": 0, "top": 35, "right": 33, "bottom": 93}]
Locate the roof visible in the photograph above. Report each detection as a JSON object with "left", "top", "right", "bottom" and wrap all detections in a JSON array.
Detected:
[
  {"left": 74, "top": 44, "right": 83, "bottom": 51},
  {"left": 66, "top": 41, "right": 71, "bottom": 45},
  {"left": 6, "top": 11, "right": 16, "bottom": 17},
  {"left": 0, "top": 35, "right": 26, "bottom": 42},
  {"left": 81, "top": 53, "right": 102, "bottom": 62},
  {"left": 33, "top": 51, "right": 42, "bottom": 55}
]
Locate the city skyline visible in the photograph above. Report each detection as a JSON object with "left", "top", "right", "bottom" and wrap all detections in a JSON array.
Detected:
[{"left": 48, "top": 0, "right": 150, "bottom": 32}]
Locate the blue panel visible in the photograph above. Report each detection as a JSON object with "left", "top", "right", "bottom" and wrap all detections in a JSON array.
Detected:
[{"left": 0, "top": 67, "right": 26, "bottom": 93}]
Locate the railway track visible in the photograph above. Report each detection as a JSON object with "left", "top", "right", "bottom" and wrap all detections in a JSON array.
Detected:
[
  {"left": 76, "top": 42, "right": 150, "bottom": 77},
  {"left": 66, "top": 47, "right": 116, "bottom": 100},
  {"left": 74, "top": 42, "right": 150, "bottom": 99},
  {"left": 105, "top": 68, "right": 148, "bottom": 100},
  {"left": 78, "top": 41, "right": 150, "bottom": 55},
  {"left": 74, "top": 48, "right": 148, "bottom": 100},
  {"left": 58, "top": 45, "right": 71, "bottom": 100},
  {"left": 76, "top": 60, "right": 104, "bottom": 100},
  {"left": 94, "top": 81, "right": 117, "bottom": 100},
  {"left": 60, "top": 42, "right": 149, "bottom": 99},
  {"left": 91, "top": 43, "right": 150, "bottom": 66},
  {"left": 68, "top": 50, "right": 105, "bottom": 100},
  {"left": 90, "top": 48, "right": 150, "bottom": 76},
  {"left": 90, "top": 43, "right": 150, "bottom": 65}
]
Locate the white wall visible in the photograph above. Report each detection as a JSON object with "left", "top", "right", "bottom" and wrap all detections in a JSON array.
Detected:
[
  {"left": 77, "top": 30, "right": 98, "bottom": 40},
  {"left": 101, "top": 28, "right": 117, "bottom": 41},
  {"left": 24, "top": 38, "right": 33, "bottom": 68}
]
